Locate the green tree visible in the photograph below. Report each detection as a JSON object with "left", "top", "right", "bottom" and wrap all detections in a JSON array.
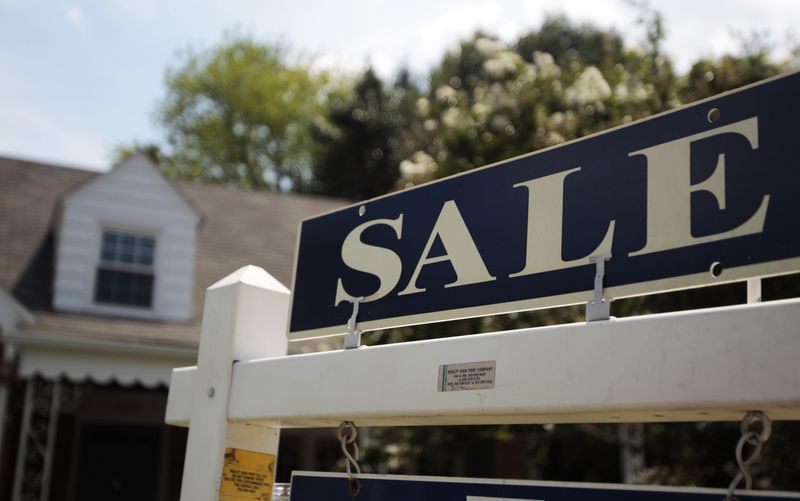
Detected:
[
  {"left": 111, "top": 142, "right": 164, "bottom": 166},
  {"left": 679, "top": 52, "right": 783, "bottom": 104},
  {"left": 311, "top": 69, "right": 400, "bottom": 199},
  {"left": 515, "top": 15, "right": 626, "bottom": 70},
  {"left": 157, "top": 34, "right": 326, "bottom": 190},
  {"left": 309, "top": 68, "right": 427, "bottom": 200}
]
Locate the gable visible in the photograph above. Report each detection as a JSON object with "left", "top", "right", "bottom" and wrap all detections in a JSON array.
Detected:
[
  {"left": 65, "top": 154, "right": 200, "bottom": 227},
  {"left": 54, "top": 154, "right": 201, "bottom": 321}
]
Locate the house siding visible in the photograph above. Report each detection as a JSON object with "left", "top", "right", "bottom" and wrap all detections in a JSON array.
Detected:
[{"left": 53, "top": 156, "right": 199, "bottom": 321}]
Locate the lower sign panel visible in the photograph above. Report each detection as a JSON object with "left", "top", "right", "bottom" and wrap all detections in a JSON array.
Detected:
[{"left": 290, "top": 472, "right": 800, "bottom": 501}]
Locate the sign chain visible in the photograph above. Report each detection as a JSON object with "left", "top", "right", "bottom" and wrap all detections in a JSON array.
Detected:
[
  {"left": 337, "top": 421, "right": 362, "bottom": 496},
  {"left": 725, "top": 411, "right": 772, "bottom": 500}
]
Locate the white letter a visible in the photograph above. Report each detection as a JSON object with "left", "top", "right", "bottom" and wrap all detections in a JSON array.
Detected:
[{"left": 399, "top": 200, "right": 495, "bottom": 295}]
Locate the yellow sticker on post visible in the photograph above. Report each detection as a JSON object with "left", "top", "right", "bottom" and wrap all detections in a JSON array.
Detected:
[{"left": 219, "top": 448, "right": 276, "bottom": 501}]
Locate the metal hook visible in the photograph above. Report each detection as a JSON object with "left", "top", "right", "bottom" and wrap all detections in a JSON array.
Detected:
[
  {"left": 586, "top": 253, "right": 612, "bottom": 322},
  {"left": 344, "top": 297, "right": 363, "bottom": 350}
]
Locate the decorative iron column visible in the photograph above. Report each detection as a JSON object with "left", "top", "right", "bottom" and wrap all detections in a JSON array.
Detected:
[{"left": 11, "top": 378, "right": 61, "bottom": 501}]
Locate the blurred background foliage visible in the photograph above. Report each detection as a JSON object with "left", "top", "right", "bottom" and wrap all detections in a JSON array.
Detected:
[{"left": 115, "top": 2, "right": 800, "bottom": 490}]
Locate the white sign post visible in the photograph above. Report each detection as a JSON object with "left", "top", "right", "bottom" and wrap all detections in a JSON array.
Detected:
[
  {"left": 167, "top": 265, "right": 800, "bottom": 500},
  {"left": 172, "top": 266, "right": 289, "bottom": 501}
]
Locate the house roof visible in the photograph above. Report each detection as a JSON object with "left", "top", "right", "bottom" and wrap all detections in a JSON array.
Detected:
[
  {"left": 0, "top": 155, "right": 348, "bottom": 352},
  {"left": 0, "top": 157, "right": 95, "bottom": 290}
]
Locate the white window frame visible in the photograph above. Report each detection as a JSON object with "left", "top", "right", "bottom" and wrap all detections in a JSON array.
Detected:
[{"left": 93, "top": 228, "right": 157, "bottom": 310}]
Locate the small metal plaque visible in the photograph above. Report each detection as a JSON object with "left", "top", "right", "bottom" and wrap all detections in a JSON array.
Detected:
[
  {"left": 220, "top": 448, "right": 276, "bottom": 500},
  {"left": 438, "top": 361, "right": 496, "bottom": 392}
]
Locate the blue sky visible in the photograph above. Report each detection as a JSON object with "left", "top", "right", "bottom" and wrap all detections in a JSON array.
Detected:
[{"left": 0, "top": 0, "right": 797, "bottom": 171}]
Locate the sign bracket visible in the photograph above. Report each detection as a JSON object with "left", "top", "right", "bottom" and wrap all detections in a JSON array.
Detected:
[
  {"left": 586, "top": 253, "right": 612, "bottom": 322},
  {"left": 344, "top": 297, "right": 363, "bottom": 350}
]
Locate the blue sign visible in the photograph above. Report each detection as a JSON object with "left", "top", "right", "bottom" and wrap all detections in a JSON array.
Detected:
[
  {"left": 290, "top": 472, "right": 800, "bottom": 500},
  {"left": 289, "top": 72, "right": 800, "bottom": 339}
]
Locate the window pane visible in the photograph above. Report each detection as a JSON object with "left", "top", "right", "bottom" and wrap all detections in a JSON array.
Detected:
[
  {"left": 101, "top": 232, "right": 118, "bottom": 261},
  {"left": 94, "top": 269, "right": 153, "bottom": 308},
  {"left": 131, "top": 275, "right": 153, "bottom": 307},
  {"left": 101, "top": 245, "right": 116, "bottom": 262},
  {"left": 95, "top": 273, "right": 113, "bottom": 301},
  {"left": 118, "top": 234, "right": 136, "bottom": 264},
  {"left": 139, "top": 236, "right": 155, "bottom": 249},
  {"left": 100, "top": 230, "right": 155, "bottom": 267},
  {"left": 119, "top": 234, "right": 135, "bottom": 247},
  {"left": 136, "top": 237, "right": 155, "bottom": 265}
]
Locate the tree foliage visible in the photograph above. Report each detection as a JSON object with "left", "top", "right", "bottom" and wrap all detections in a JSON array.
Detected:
[
  {"left": 308, "top": 68, "right": 422, "bottom": 199},
  {"left": 157, "top": 34, "right": 326, "bottom": 190},
  {"left": 398, "top": 17, "right": 680, "bottom": 188},
  {"left": 310, "top": 15, "right": 685, "bottom": 200},
  {"left": 111, "top": 141, "right": 164, "bottom": 166}
]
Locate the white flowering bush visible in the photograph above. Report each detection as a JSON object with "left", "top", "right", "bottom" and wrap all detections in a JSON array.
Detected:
[
  {"left": 565, "top": 66, "right": 612, "bottom": 105},
  {"left": 404, "top": 30, "right": 679, "bottom": 181},
  {"left": 398, "top": 150, "right": 438, "bottom": 186},
  {"left": 316, "top": 15, "right": 785, "bottom": 199}
]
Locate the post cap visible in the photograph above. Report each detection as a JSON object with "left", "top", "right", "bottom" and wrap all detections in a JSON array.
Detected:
[{"left": 208, "top": 265, "right": 290, "bottom": 294}]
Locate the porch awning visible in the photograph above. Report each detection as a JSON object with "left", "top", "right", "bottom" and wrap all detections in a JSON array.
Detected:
[{"left": 4, "top": 330, "right": 196, "bottom": 388}]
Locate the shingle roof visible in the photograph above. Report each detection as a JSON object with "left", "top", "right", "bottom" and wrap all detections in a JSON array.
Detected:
[
  {"left": 176, "top": 180, "right": 346, "bottom": 316},
  {"left": 0, "top": 155, "right": 349, "bottom": 349},
  {"left": 0, "top": 157, "right": 95, "bottom": 289}
]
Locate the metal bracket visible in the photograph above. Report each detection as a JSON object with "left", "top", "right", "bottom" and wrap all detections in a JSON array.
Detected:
[
  {"left": 586, "top": 253, "right": 612, "bottom": 322},
  {"left": 747, "top": 278, "right": 762, "bottom": 304},
  {"left": 344, "top": 297, "right": 364, "bottom": 350}
]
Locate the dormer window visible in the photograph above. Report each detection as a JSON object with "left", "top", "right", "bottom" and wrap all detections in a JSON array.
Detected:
[
  {"left": 93, "top": 230, "right": 156, "bottom": 308},
  {"left": 54, "top": 155, "right": 199, "bottom": 320}
]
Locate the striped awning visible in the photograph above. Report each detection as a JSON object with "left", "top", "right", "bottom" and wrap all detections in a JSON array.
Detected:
[{"left": 5, "top": 330, "right": 196, "bottom": 388}]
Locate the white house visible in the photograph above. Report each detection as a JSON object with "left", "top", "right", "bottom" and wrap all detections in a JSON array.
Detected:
[{"left": 0, "top": 154, "right": 347, "bottom": 500}]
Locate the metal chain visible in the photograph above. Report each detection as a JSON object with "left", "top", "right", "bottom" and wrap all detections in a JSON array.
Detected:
[
  {"left": 725, "top": 411, "right": 772, "bottom": 501},
  {"left": 337, "top": 421, "right": 362, "bottom": 496}
]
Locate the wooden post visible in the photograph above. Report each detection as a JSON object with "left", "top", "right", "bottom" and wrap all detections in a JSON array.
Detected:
[{"left": 178, "top": 265, "right": 289, "bottom": 501}]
